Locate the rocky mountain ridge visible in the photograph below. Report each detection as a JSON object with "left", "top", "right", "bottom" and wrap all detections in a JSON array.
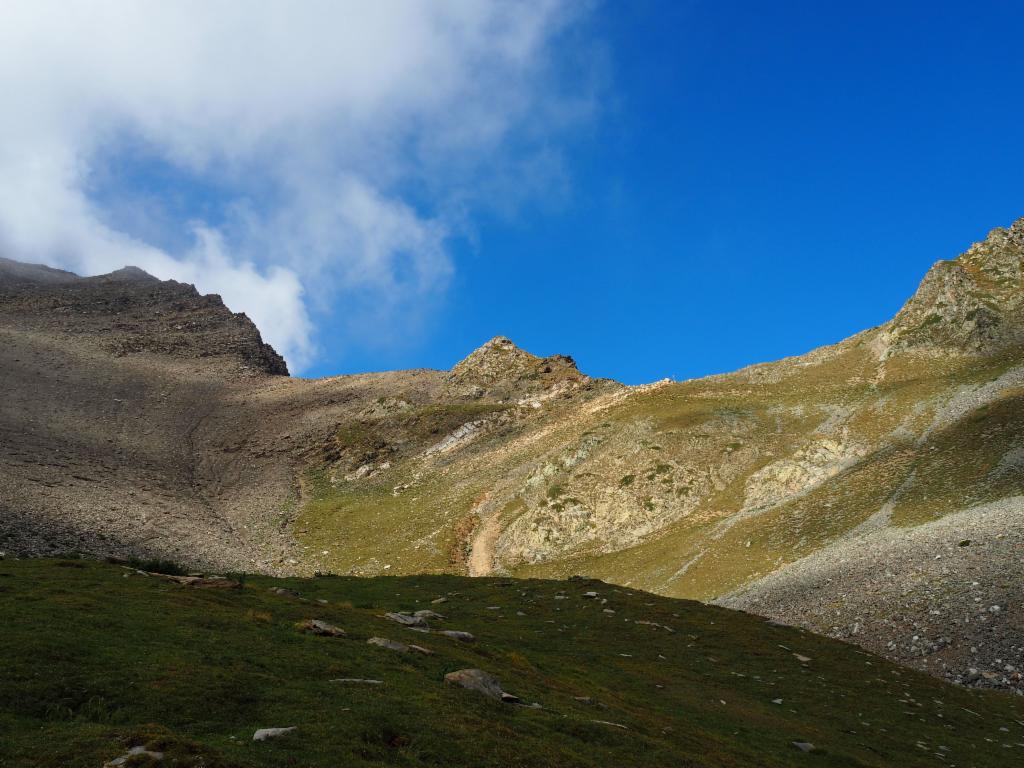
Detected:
[
  {"left": 0, "top": 257, "right": 289, "bottom": 375},
  {"left": 1, "top": 219, "right": 1022, "bottom": 694}
]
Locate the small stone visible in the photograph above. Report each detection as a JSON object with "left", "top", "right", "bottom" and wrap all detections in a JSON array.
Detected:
[
  {"left": 791, "top": 741, "right": 815, "bottom": 752},
  {"left": 444, "top": 669, "right": 505, "bottom": 700},
  {"left": 437, "top": 630, "right": 475, "bottom": 642},
  {"left": 772, "top": 698, "right": 783, "bottom": 705},
  {"left": 413, "top": 609, "right": 445, "bottom": 620},
  {"left": 104, "top": 747, "right": 164, "bottom": 767},
  {"left": 368, "top": 637, "right": 410, "bottom": 652},
  {"left": 331, "top": 678, "right": 383, "bottom": 685},
  {"left": 583, "top": 591, "right": 598, "bottom": 599},
  {"left": 253, "top": 727, "right": 297, "bottom": 741},
  {"left": 384, "top": 611, "right": 428, "bottom": 628},
  {"left": 431, "top": 597, "right": 448, "bottom": 604},
  {"left": 297, "top": 619, "right": 346, "bottom": 637},
  {"left": 793, "top": 654, "right": 812, "bottom": 663}
]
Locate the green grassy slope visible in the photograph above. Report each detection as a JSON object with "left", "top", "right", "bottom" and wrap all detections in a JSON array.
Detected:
[
  {"left": 297, "top": 331, "right": 1024, "bottom": 602},
  {"left": 2, "top": 559, "right": 1022, "bottom": 768}
]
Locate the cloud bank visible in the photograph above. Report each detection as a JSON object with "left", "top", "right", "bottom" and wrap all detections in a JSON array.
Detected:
[{"left": 0, "top": 1, "right": 589, "bottom": 370}]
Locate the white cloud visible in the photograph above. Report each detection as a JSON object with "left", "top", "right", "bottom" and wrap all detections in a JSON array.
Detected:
[{"left": 0, "top": 0, "right": 589, "bottom": 371}]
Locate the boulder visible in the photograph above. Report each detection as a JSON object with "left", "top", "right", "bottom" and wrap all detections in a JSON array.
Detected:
[
  {"left": 413, "top": 609, "right": 445, "bottom": 620},
  {"left": 444, "top": 669, "right": 505, "bottom": 700},
  {"left": 253, "top": 727, "right": 297, "bottom": 741},
  {"left": 297, "top": 619, "right": 346, "bottom": 637},
  {"left": 437, "top": 630, "right": 475, "bottom": 642},
  {"left": 104, "top": 746, "right": 164, "bottom": 766},
  {"left": 368, "top": 637, "right": 410, "bottom": 652}
]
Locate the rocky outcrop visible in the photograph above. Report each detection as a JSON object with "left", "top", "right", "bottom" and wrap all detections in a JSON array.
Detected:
[
  {"left": 885, "top": 217, "right": 1024, "bottom": 355},
  {"left": 741, "top": 434, "right": 867, "bottom": 510},
  {"left": 0, "top": 261, "right": 288, "bottom": 375},
  {"left": 444, "top": 336, "right": 588, "bottom": 400}
]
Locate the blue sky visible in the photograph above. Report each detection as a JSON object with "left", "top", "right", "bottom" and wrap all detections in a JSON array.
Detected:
[
  {"left": 4, "top": 2, "right": 1023, "bottom": 383},
  {"left": 315, "top": 1, "right": 1024, "bottom": 382}
]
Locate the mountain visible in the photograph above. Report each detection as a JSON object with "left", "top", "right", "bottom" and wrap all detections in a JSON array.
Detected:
[{"left": 1, "top": 220, "right": 1022, "bottom": 696}]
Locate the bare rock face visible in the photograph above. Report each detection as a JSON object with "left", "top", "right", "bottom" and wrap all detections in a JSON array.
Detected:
[
  {"left": 445, "top": 336, "right": 587, "bottom": 400},
  {"left": 742, "top": 434, "right": 867, "bottom": 510},
  {"left": 885, "top": 218, "right": 1024, "bottom": 355},
  {"left": 0, "top": 261, "right": 288, "bottom": 375}
]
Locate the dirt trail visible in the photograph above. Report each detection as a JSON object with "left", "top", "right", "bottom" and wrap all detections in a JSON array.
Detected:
[{"left": 467, "top": 498, "right": 502, "bottom": 577}]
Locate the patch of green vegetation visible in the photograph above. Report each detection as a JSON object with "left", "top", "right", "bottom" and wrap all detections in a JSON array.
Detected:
[
  {"left": 618, "top": 474, "right": 635, "bottom": 488},
  {"left": 299, "top": 467, "right": 487, "bottom": 576},
  {"left": 2, "top": 559, "right": 1022, "bottom": 767},
  {"left": 328, "top": 402, "right": 510, "bottom": 467}
]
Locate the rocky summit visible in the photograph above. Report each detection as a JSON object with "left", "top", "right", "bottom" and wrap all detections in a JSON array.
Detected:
[{"left": 1, "top": 219, "right": 1023, "bottom": 704}]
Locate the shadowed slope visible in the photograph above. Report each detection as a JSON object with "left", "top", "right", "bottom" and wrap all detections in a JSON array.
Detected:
[{"left": 2, "top": 559, "right": 1022, "bottom": 767}]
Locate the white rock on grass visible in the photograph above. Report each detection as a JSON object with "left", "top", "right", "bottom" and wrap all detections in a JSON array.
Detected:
[
  {"left": 445, "top": 668, "right": 503, "bottom": 698},
  {"left": 253, "top": 727, "right": 297, "bottom": 741},
  {"left": 413, "top": 610, "right": 445, "bottom": 620},
  {"left": 104, "top": 747, "right": 164, "bottom": 766},
  {"left": 437, "top": 630, "right": 475, "bottom": 642},
  {"left": 368, "top": 636, "right": 410, "bottom": 652},
  {"left": 297, "top": 619, "right": 346, "bottom": 637}
]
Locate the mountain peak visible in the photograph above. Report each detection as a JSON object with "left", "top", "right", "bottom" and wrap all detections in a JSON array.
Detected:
[
  {"left": 0, "top": 255, "right": 288, "bottom": 376},
  {"left": 445, "top": 335, "right": 584, "bottom": 399},
  {"left": 884, "top": 216, "right": 1024, "bottom": 355},
  {"left": 99, "top": 265, "right": 159, "bottom": 282}
]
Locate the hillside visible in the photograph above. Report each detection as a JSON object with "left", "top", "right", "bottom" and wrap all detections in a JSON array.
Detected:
[
  {"left": 1, "top": 219, "right": 1022, "bottom": 696},
  {"left": 2, "top": 558, "right": 1022, "bottom": 767}
]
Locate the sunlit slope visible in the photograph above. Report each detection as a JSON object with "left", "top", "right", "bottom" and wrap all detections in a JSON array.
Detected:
[
  {"left": 299, "top": 330, "right": 1023, "bottom": 600},
  {"left": 296, "top": 221, "right": 1024, "bottom": 690}
]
